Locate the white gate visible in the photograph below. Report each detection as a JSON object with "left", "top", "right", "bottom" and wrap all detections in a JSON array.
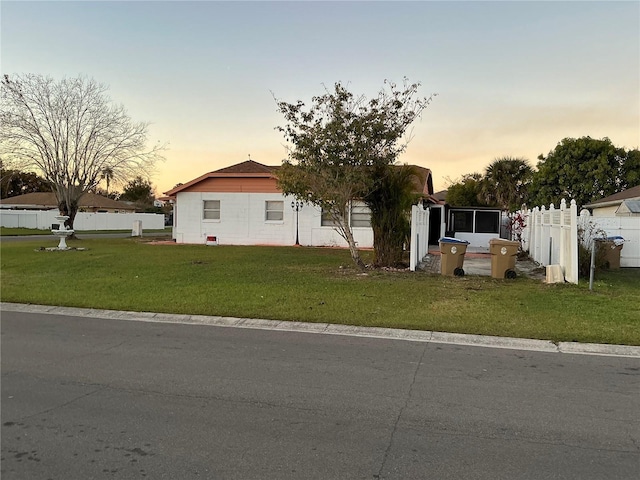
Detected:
[{"left": 409, "top": 205, "right": 430, "bottom": 271}]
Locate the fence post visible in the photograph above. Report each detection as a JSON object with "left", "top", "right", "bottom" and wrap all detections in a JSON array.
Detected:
[
  {"left": 568, "top": 199, "right": 578, "bottom": 284},
  {"left": 559, "top": 199, "right": 566, "bottom": 275},
  {"left": 410, "top": 205, "right": 418, "bottom": 272}
]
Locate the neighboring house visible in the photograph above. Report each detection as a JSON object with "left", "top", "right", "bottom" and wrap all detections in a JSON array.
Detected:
[
  {"left": 0, "top": 192, "right": 136, "bottom": 213},
  {"left": 164, "top": 159, "right": 436, "bottom": 247},
  {"left": 583, "top": 185, "right": 640, "bottom": 217},
  {"left": 580, "top": 185, "right": 640, "bottom": 268}
]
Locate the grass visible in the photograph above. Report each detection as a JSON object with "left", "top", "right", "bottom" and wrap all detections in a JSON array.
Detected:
[
  {"left": 0, "top": 227, "right": 170, "bottom": 236},
  {"left": 1, "top": 237, "right": 639, "bottom": 345},
  {"left": 1, "top": 227, "right": 53, "bottom": 236}
]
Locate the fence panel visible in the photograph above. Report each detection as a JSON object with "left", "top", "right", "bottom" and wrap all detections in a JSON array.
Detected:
[
  {"left": 515, "top": 199, "right": 578, "bottom": 283},
  {"left": 1, "top": 210, "right": 165, "bottom": 231},
  {"left": 409, "top": 205, "right": 430, "bottom": 271}
]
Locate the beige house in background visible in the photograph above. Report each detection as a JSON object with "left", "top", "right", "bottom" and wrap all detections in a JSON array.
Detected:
[
  {"left": 583, "top": 185, "right": 640, "bottom": 217},
  {"left": 0, "top": 192, "right": 136, "bottom": 213}
]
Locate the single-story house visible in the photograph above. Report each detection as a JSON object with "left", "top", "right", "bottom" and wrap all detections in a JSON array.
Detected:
[
  {"left": 0, "top": 192, "right": 136, "bottom": 213},
  {"left": 164, "top": 159, "right": 438, "bottom": 247},
  {"left": 583, "top": 185, "right": 640, "bottom": 217}
]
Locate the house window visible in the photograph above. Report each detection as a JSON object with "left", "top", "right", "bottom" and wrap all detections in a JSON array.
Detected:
[
  {"left": 203, "top": 200, "right": 220, "bottom": 220},
  {"left": 350, "top": 201, "right": 371, "bottom": 228},
  {"left": 475, "top": 211, "right": 500, "bottom": 234},
  {"left": 451, "top": 210, "right": 473, "bottom": 233},
  {"left": 321, "top": 207, "right": 340, "bottom": 227},
  {"left": 265, "top": 201, "right": 284, "bottom": 221}
]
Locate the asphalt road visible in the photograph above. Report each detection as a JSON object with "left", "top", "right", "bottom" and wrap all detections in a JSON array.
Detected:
[{"left": 2, "top": 311, "right": 639, "bottom": 479}]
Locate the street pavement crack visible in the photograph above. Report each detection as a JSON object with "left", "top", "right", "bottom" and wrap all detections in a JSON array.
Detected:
[
  {"left": 14, "top": 385, "right": 108, "bottom": 423},
  {"left": 375, "top": 342, "right": 429, "bottom": 479}
]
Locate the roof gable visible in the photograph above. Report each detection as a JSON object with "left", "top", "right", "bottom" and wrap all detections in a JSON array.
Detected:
[
  {"left": 165, "top": 159, "right": 279, "bottom": 196},
  {"left": 214, "top": 160, "right": 278, "bottom": 175},
  {"left": 616, "top": 199, "right": 640, "bottom": 215},
  {"left": 585, "top": 185, "right": 640, "bottom": 207},
  {"left": 164, "top": 159, "right": 434, "bottom": 197}
]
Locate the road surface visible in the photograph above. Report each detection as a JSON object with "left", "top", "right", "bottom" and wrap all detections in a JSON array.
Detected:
[{"left": 2, "top": 310, "right": 639, "bottom": 479}]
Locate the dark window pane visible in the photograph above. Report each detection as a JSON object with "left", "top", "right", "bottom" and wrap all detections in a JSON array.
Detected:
[
  {"left": 475, "top": 211, "right": 500, "bottom": 233},
  {"left": 452, "top": 211, "right": 473, "bottom": 232}
]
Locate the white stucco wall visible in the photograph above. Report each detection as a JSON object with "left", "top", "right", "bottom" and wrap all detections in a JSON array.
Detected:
[
  {"left": 453, "top": 232, "right": 500, "bottom": 249},
  {"left": 173, "top": 191, "right": 374, "bottom": 248}
]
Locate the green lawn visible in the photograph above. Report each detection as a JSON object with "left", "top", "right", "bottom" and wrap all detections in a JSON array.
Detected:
[
  {"left": 0, "top": 227, "right": 53, "bottom": 236},
  {"left": 1, "top": 238, "right": 639, "bottom": 345},
  {"left": 0, "top": 227, "right": 170, "bottom": 236}
]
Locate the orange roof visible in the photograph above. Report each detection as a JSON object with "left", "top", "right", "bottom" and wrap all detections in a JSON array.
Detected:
[
  {"left": 164, "top": 159, "right": 433, "bottom": 196},
  {"left": 164, "top": 160, "right": 279, "bottom": 196}
]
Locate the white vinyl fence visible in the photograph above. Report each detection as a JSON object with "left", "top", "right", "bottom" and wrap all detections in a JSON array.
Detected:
[
  {"left": 517, "top": 199, "right": 579, "bottom": 284},
  {"left": 0, "top": 209, "right": 165, "bottom": 231},
  {"left": 578, "top": 210, "right": 640, "bottom": 268},
  {"left": 409, "top": 204, "right": 430, "bottom": 271}
]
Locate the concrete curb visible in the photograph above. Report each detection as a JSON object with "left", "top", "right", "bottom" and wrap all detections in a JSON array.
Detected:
[{"left": 2, "top": 302, "right": 639, "bottom": 358}]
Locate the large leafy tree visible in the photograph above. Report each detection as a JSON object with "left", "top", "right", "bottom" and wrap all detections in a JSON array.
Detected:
[
  {"left": 119, "top": 175, "right": 160, "bottom": 212},
  {"left": 445, "top": 173, "right": 490, "bottom": 207},
  {"left": 120, "top": 176, "right": 154, "bottom": 205},
  {"left": 621, "top": 148, "right": 640, "bottom": 188},
  {"left": 531, "top": 137, "right": 636, "bottom": 208},
  {"left": 275, "top": 79, "right": 434, "bottom": 268},
  {"left": 0, "top": 164, "right": 51, "bottom": 198},
  {"left": 481, "top": 157, "right": 533, "bottom": 211},
  {"left": 0, "top": 74, "right": 164, "bottom": 228}
]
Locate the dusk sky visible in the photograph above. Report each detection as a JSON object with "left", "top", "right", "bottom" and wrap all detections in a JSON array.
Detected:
[{"left": 2, "top": 1, "right": 639, "bottom": 196}]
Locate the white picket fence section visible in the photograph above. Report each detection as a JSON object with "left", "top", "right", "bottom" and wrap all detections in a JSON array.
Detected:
[
  {"left": 0, "top": 209, "right": 165, "bottom": 231},
  {"left": 578, "top": 211, "right": 640, "bottom": 268},
  {"left": 409, "top": 205, "right": 430, "bottom": 271},
  {"left": 518, "top": 199, "right": 579, "bottom": 283}
]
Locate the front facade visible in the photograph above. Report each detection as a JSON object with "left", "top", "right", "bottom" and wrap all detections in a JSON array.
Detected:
[{"left": 165, "top": 160, "right": 435, "bottom": 247}]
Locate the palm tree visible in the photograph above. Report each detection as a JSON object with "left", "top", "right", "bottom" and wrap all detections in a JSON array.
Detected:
[
  {"left": 100, "top": 167, "right": 114, "bottom": 195},
  {"left": 481, "top": 157, "right": 533, "bottom": 211}
]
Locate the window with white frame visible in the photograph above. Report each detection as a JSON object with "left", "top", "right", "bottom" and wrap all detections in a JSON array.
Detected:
[
  {"left": 203, "top": 200, "right": 220, "bottom": 220},
  {"left": 350, "top": 201, "right": 371, "bottom": 228},
  {"left": 265, "top": 200, "right": 284, "bottom": 221}
]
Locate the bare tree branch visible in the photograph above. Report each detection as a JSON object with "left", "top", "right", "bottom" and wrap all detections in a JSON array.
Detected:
[{"left": 0, "top": 74, "right": 165, "bottom": 228}]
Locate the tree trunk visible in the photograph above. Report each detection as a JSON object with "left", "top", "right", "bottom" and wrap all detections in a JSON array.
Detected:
[
  {"left": 372, "top": 224, "right": 405, "bottom": 268},
  {"left": 342, "top": 222, "right": 366, "bottom": 270},
  {"left": 58, "top": 198, "right": 79, "bottom": 237}
]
